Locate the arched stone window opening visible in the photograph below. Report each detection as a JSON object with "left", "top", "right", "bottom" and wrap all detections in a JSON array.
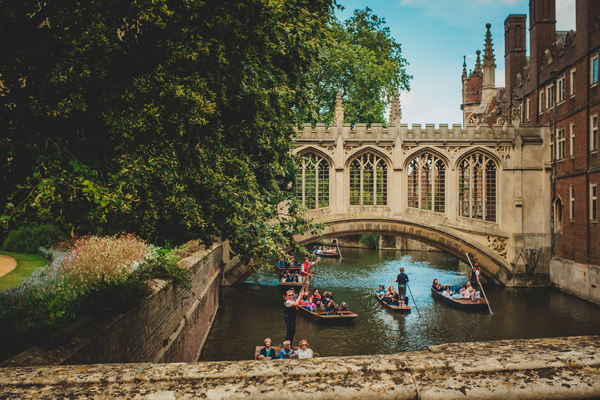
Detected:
[
  {"left": 407, "top": 153, "right": 446, "bottom": 213},
  {"left": 295, "top": 153, "right": 330, "bottom": 210},
  {"left": 554, "top": 197, "right": 563, "bottom": 233},
  {"left": 349, "top": 153, "right": 388, "bottom": 206},
  {"left": 459, "top": 153, "right": 497, "bottom": 222}
]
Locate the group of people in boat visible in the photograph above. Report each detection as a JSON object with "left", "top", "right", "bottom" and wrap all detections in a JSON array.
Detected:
[
  {"left": 257, "top": 338, "right": 318, "bottom": 360},
  {"left": 375, "top": 285, "right": 409, "bottom": 306},
  {"left": 431, "top": 279, "right": 482, "bottom": 300},
  {"left": 312, "top": 245, "right": 337, "bottom": 255},
  {"left": 287, "top": 288, "right": 349, "bottom": 315},
  {"left": 278, "top": 253, "right": 316, "bottom": 291}
]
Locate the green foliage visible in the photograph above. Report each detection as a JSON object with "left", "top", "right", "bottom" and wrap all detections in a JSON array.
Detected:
[
  {"left": 304, "top": 7, "right": 412, "bottom": 125},
  {"left": 1, "top": 0, "right": 332, "bottom": 271},
  {"left": 135, "top": 248, "right": 190, "bottom": 289},
  {"left": 360, "top": 234, "right": 379, "bottom": 248},
  {"left": 1, "top": 224, "right": 66, "bottom": 254}
]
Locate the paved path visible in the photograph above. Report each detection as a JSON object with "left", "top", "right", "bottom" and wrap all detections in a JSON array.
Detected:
[{"left": 0, "top": 254, "right": 17, "bottom": 278}]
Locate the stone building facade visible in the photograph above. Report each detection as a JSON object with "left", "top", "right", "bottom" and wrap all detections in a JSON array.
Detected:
[{"left": 461, "top": 0, "right": 600, "bottom": 303}]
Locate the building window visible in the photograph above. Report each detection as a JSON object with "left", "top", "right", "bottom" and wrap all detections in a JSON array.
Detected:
[
  {"left": 557, "top": 75, "right": 566, "bottom": 103},
  {"left": 526, "top": 97, "right": 530, "bottom": 121},
  {"left": 458, "top": 153, "right": 497, "bottom": 223},
  {"left": 592, "top": 54, "right": 598, "bottom": 85},
  {"left": 538, "top": 90, "right": 544, "bottom": 114},
  {"left": 570, "top": 122, "right": 575, "bottom": 158},
  {"left": 296, "top": 152, "right": 329, "bottom": 210},
  {"left": 546, "top": 85, "right": 554, "bottom": 109},
  {"left": 349, "top": 153, "right": 388, "bottom": 206},
  {"left": 554, "top": 197, "right": 563, "bottom": 233},
  {"left": 556, "top": 127, "right": 565, "bottom": 160},
  {"left": 592, "top": 114, "right": 598, "bottom": 152},
  {"left": 407, "top": 153, "right": 446, "bottom": 213},
  {"left": 570, "top": 68, "right": 576, "bottom": 96},
  {"left": 591, "top": 182, "right": 598, "bottom": 221},
  {"left": 570, "top": 185, "right": 575, "bottom": 221}
]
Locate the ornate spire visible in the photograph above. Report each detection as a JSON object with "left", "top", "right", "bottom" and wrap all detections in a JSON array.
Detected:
[
  {"left": 334, "top": 89, "right": 344, "bottom": 121},
  {"left": 473, "top": 50, "right": 482, "bottom": 75},
  {"left": 462, "top": 55, "right": 467, "bottom": 79},
  {"left": 483, "top": 23, "right": 496, "bottom": 69},
  {"left": 388, "top": 90, "right": 401, "bottom": 124}
]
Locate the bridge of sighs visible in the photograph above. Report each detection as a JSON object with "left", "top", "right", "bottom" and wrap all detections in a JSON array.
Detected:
[{"left": 292, "top": 101, "right": 551, "bottom": 286}]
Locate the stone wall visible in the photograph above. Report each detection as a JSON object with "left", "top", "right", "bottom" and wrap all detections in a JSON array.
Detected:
[
  {"left": 550, "top": 257, "right": 600, "bottom": 306},
  {"left": 0, "top": 245, "right": 223, "bottom": 367},
  {"left": 1, "top": 336, "right": 599, "bottom": 399}
]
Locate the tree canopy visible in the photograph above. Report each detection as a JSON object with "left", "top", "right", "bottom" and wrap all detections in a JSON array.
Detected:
[
  {"left": 306, "top": 7, "right": 412, "bottom": 125},
  {"left": 0, "top": 0, "right": 333, "bottom": 266}
]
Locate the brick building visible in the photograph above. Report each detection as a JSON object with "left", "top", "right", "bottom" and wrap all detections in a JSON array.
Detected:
[{"left": 462, "top": 0, "right": 599, "bottom": 302}]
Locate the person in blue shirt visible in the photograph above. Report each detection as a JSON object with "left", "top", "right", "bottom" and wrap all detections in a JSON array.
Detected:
[
  {"left": 278, "top": 340, "right": 295, "bottom": 359},
  {"left": 376, "top": 285, "right": 386, "bottom": 295},
  {"left": 393, "top": 267, "right": 409, "bottom": 302}
]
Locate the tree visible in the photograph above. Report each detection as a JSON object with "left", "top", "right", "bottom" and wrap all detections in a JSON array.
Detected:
[
  {"left": 0, "top": 0, "right": 333, "bottom": 267},
  {"left": 305, "top": 7, "right": 412, "bottom": 125}
]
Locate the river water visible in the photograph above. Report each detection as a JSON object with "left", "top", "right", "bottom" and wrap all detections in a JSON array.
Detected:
[{"left": 199, "top": 247, "right": 600, "bottom": 361}]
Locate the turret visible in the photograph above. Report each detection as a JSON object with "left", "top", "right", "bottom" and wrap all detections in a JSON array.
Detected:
[{"left": 482, "top": 23, "right": 497, "bottom": 102}]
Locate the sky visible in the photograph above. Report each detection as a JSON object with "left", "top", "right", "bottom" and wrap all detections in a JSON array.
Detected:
[{"left": 336, "top": 0, "right": 576, "bottom": 126}]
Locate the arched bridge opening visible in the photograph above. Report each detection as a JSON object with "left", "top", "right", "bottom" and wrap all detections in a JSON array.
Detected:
[{"left": 295, "top": 218, "right": 513, "bottom": 285}]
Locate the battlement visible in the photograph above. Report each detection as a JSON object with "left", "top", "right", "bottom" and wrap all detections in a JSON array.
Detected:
[{"left": 297, "top": 122, "right": 530, "bottom": 142}]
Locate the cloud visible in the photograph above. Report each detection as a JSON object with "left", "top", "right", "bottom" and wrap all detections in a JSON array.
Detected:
[{"left": 556, "top": 0, "right": 575, "bottom": 31}]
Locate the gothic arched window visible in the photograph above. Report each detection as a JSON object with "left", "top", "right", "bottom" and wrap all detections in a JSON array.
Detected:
[
  {"left": 459, "top": 153, "right": 497, "bottom": 222},
  {"left": 295, "top": 153, "right": 330, "bottom": 210},
  {"left": 349, "top": 153, "right": 388, "bottom": 206},
  {"left": 407, "top": 153, "right": 446, "bottom": 213}
]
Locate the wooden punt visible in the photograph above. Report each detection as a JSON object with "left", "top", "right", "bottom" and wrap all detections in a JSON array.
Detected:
[
  {"left": 314, "top": 252, "right": 340, "bottom": 258},
  {"left": 375, "top": 293, "right": 411, "bottom": 312},
  {"left": 279, "top": 280, "right": 304, "bottom": 290},
  {"left": 296, "top": 305, "right": 357, "bottom": 322},
  {"left": 430, "top": 287, "right": 490, "bottom": 310}
]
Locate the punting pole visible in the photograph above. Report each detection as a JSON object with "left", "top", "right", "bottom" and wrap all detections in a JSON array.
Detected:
[
  {"left": 465, "top": 253, "right": 493, "bottom": 314},
  {"left": 406, "top": 283, "right": 421, "bottom": 318},
  {"left": 336, "top": 243, "right": 343, "bottom": 259}
]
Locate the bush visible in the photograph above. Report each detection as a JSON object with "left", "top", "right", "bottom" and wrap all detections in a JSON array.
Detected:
[
  {"left": 360, "top": 234, "right": 379, "bottom": 248},
  {"left": 2, "top": 224, "right": 66, "bottom": 254}
]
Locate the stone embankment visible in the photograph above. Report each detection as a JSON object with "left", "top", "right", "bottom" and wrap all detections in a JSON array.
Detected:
[{"left": 1, "top": 335, "right": 599, "bottom": 399}]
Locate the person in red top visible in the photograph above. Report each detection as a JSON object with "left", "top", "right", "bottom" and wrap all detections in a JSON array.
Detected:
[{"left": 301, "top": 257, "right": 315, "bottom": 291}]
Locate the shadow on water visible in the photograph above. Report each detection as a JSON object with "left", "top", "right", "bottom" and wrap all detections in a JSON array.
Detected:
[{"left": 199, "top": 247, "right": 600, "bottom": 361}]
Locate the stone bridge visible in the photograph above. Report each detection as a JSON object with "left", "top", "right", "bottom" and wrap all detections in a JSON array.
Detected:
[{"left": 289, "top": 98, "right": 552, "bottom": 286}]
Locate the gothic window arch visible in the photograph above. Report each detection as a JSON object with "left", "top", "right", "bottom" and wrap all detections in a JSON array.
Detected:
[
  {"left": 407, "top": 153, "right": 446, "bottom": 213},
  {"left": 458, "top": 153, "right": 498, "bottom": 222},
  {"left": 554, "top": 197, "right": 563, "bottom": 233},
  {"left": 349, "top": 153, "right": 388, "bottom": 206},
  {"left": 295, "top": 152, "right": 330, "bottom": 210}
]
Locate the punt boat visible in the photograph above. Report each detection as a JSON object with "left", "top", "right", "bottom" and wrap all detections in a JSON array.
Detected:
[
  {"left": 375, "top": 293, "right": 411, "bottom": 312},
  {"left": 430, "top": 286, "right": 490, "bottom": 310}
]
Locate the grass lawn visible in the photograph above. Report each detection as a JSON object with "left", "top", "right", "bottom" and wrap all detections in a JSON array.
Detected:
[{"left": 0, "top": 251, "right": 49, "bottom": 290}]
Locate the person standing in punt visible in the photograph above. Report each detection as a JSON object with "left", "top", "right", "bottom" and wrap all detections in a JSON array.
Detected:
[
  {"left": 284, "top": 289, "right": 302, "bottom": 346},
  {"left": 471, "top": 263, "right": 482, "bottom": 302},
  {"left": 393, "top": 267, "right": 409, "bottom": 302},
  {"left": 300, "top": 257, "right": 315, "bottom": 292}
]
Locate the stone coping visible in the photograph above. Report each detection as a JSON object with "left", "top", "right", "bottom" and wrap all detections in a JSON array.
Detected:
[{"left": 1, "top": 336, "right": 599, "bottom": 399}]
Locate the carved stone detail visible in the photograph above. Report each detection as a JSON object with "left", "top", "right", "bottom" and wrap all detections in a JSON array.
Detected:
[
  {"left": 304, "top": 207, "right": 331, "bottom": 218},
  {"left": 384, "top": 146, "right": 394, "bottom": 155},
  {"left": 486, "top": 235, "right": 508, "bottom": 259},
  {"left": 347, "top": 206, "right": 392, "bottom": 213},
  {"left": 443, "top": 146, "right": 461, "bottom": 157},
  {"left": 326, "top": 146, "right": 335, "bottom": 154},
  {"left": 344, "top": 146, "right": 355, "bottom": 155},
  {"left": 402, "top": 146, "right": 414, "bottom": 155},
  {"left": 494, "top": 146, "right": 511, "bottom": 161}
]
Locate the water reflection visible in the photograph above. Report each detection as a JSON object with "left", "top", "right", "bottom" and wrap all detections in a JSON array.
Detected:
[{"left": 199, "top": 248, "right": 600, "bottom": 361}]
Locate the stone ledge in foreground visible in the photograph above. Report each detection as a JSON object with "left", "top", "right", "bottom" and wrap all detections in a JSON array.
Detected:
[{"left": 0, "top": 335, "right": 599, "bottom": 399}]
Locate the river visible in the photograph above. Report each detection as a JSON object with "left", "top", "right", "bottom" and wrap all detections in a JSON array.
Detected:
[{"left": 199, "top": 247, "right": 600, "bottom": 361}]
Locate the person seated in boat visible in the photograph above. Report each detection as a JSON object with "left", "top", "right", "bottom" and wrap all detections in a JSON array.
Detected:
[
  {"left": 442, "top": 286, "right": 452, "bottom": 297},
  {"left": 313, "top": 299, "right": 326, "bottom": 313},
  {"left": 431, "top": 279, "right": 443, "bottom": 292},
  {"left": 278, "top": 340, "right": 295, "bottom": 359},
  {"left": 257, "top": 338, "right": 276, "bottom": 360},
  {"left": 339, "top": 302, "right": 349, "bottom": 312},
  {"left": 296, "top": 339, "right": 314, "bottom": 359},
  {"left": 322, "top": 291, "right": 333, "bottom": 304},
  {"left": 299, "top": 294, "right": 315, "bottom": 312},
  {"left": 291, "top": 271, "right": 300, "bottom": 282},
  {"left": 462, "top": 282, "right": 473, "bottom": 298},
  {"left": 311, "top": 289, "right": 321, "bottom": 301},
  {"left": 376, "top": 285, "right": 386, "bottom": 295},
  {"left": 389, "top": 292, "right": 401, "bottom": 306},
  {"left": 317, "top": 246, "right": 324, "bottom": 254},
  {"left": 290, "top": 256, "right": 301, "bottom": 267},
  {"left": 326, "top": 300, "right": 338, "bottom": 315}
]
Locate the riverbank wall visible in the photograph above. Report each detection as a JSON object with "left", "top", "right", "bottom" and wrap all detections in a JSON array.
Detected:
[
  {"left": 2, "top": 335, "right": 599, "bottom": 399},
  {"left": 0, "top": 245, "right": 224, "bottom": 367}
]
